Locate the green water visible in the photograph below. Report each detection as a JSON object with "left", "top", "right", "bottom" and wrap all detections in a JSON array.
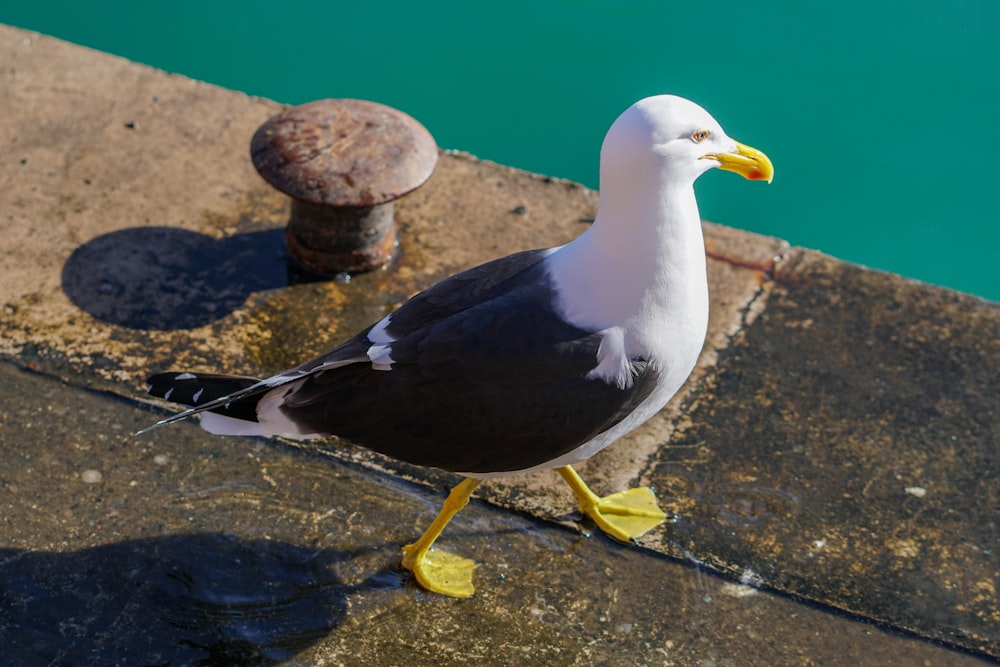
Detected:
[{"left": 3, "top": 2, "right": 998, "bottom": 300}]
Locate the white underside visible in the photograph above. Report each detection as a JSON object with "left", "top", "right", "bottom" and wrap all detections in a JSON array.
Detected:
[
  {"left": 199, "top": 379, "right": 325, "bottom": 439},
  {"left": 200, "top": 412, "right": 273, "bottom": 437},
  {"left": 200, "top": 410, "right": 324, "bottom": 439}
]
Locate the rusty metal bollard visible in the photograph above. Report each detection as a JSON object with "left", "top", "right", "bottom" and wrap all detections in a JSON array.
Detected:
[{"left": 251, "top": 99, "right": 438, "bottom": 276}]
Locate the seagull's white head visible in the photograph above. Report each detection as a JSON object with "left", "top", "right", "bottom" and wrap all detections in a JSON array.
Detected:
[{"left": 599, "top": 95, "right": 773, "bottom": 200}]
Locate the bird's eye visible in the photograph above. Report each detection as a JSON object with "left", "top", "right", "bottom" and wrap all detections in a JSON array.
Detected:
[{"left": 692, "top": 129, "right": 710, "bottom": 143}]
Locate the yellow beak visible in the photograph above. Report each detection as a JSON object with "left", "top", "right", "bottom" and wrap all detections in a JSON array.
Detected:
[{"left": 704, "top": 141, "right": 774, "bottom": 183}]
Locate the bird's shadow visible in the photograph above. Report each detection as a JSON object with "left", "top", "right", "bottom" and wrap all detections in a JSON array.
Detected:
[
  {"left": 61, "top": 226, "right": 317, "bottom": 331},
  {"left": 0, "top": 532, "right": 398, "bottom": 666}
]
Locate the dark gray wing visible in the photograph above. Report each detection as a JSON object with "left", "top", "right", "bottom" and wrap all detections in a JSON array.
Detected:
[
  {"left": 140, "top": 250, "right": 552, "bottom": 433},
  {"left": 270, "top": 250, "right": 555, "bottom": 376},
  {"left": 382, "top": 248, "right": 553, "bottom": 338},
  {"left": 277, "top": 256, "right": 659, "bottom": 474},
  {"left": 146, "top": 247, "right": 660, "bottom": 473}
]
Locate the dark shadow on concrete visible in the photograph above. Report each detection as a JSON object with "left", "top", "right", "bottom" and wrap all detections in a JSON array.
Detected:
[
  {"left": 0, "top": 532, "right": 396, "bottom": 666},
  {"left": 61, "top": 227, "right": 292, "bottom": 330}
]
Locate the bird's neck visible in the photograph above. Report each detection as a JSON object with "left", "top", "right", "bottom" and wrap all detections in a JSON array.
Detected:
[{"left": 547, "top": 180, "right": 709, "bottom": 356}]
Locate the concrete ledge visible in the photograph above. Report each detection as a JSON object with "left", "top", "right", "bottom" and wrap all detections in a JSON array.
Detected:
[
  {"left": 2, "top": 24, "right": 997, "bottom": 663},
  {"left": 644, "top": 247, "right": 999, "bottom": 654}
]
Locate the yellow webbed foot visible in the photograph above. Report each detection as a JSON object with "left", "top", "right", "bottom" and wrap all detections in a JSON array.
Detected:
[
  {"left": 557, "top": 466, "right": 667, "bottom": 542},
  {"left": 581, "top": 486, "right": 667, "bottom": 542},
  {"left": 401, "top": 543, "right": 477, "bottom": 598},
  {"left": 400, "top": 477, "right": 481, "bottom": 598}
]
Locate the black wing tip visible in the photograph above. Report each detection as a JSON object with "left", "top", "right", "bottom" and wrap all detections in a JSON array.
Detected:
[
  {"left": 146, "top": 371, "right": 196, "bottom": 383},
  {"left": 145, "top": 371, "right": 193, "bottom": 397}
]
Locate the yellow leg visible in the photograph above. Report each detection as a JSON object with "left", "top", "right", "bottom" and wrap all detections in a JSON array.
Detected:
[
  {"left": 557, "top": 466, "right": 667, "bottom": 542},
  {"left": 401, "top": 477, "right": 481, "bottom": 598}
]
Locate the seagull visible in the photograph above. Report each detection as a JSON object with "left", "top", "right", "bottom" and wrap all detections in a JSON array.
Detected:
[{"left": 139, "top": 95, "right": 773, "bottom": 597}]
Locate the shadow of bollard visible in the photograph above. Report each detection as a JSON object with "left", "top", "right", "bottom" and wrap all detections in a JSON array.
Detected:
[
  {"left": 61, "top": 227, "right": 291, "bottom": 331},
  {"left": 0, "top": 532, "right": 396, "bottom": 665}
]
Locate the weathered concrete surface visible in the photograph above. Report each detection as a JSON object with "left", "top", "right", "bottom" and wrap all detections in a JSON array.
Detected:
[
  {"left": 640, "top": 250, "right": 1000, "bottom": 654},
  {"left": 1, "top": 361, "right": 989, "bottom": 666},
  {"left": 1, "top": 23, "right": 998, "bottom": 664}
]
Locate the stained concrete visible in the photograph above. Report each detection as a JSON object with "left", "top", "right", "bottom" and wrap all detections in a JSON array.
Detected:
[
  {"left": 1, "top": 361, "right": 990, "bottom": 666},
  {"left": 1, "top": 23, "right": 997, "bottom": 665},
  {"left": 642, "top": 249, "right": 1000, "bottom": 655}
]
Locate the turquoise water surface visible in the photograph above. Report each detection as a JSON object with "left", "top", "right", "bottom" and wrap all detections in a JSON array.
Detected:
[{"left": 3, "top": 2, "right": 997, "bottom": 300}]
